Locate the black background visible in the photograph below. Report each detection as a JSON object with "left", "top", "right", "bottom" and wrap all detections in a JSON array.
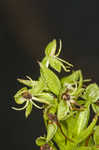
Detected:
[{"left": 0, "top": 0, "right": 99, "bottom": 150}]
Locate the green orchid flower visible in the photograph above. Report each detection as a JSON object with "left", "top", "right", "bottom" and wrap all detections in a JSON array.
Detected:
[{"left": 42, "top": 39, "right": 73, "bottom": 72}]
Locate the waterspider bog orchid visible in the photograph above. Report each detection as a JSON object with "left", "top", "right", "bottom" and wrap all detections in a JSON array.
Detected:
[{"left": 12, "top": 39, "right": 99, "bottom": 150}]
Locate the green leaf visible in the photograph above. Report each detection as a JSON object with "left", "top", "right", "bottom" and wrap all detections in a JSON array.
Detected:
[
  {"left": 75, "top": 114, "right": 98, "bottom": 144},
  {"left": 49, "top": 57, "right": 61, "bottom": 72},
  {"left": 14, "top": 87, "right": 28, "bottom": 104},
  {"left": 83, "top": 84, "right": 99, "bottom": 103},
  {"left": 46, "top": 123, "right": 57, "bottom": 142},
  {"left": 45, "top": 39, "right": 56, "bottom": 56},
  {"left": 74, "top": 107, "right": 90, "bottom": 136},
  {"left": 92, "top": 104, "right": 99, "bottom": 114},
  {"left": 57, "top": 100, "right": 70, "bottom": 121},
  {"left": 36, "top": 136, "right": 46, "bottom": 146},
  {"left": 25, "top": 101, "right": 32, "bottom": 118},
  {"left": 94, "top": 126, "right": 99, "bottom": 145},
  {"left": 39, "top": 62, "right": 61, "bottom": 95}
]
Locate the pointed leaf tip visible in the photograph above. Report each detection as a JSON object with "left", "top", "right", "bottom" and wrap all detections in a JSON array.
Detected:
[
  {"left": 40, "top": 63, "right": 61, "bottom": 95},
  {"left": 25, "top": 101, "right": 33, "bottom": 118}
]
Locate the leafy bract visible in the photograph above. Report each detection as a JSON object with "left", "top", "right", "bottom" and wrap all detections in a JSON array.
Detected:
[
  {"left": 75, "top": 115, "right": 98, "bottom": 144},
  {"left": 83, "top": 84, "right": 99, "bottom": 103},
  {"left": 74, "top": 107, "right": 90, "bottom": 136},
  {"left": 39, "top": 62, "right": 61, "bottom": 95},
  {"left": 57, "top": 100, "right": 70, "bottom": 121}
]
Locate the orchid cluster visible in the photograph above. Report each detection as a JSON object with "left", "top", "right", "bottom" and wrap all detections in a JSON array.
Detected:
[{"left": 12, "top": 40, "right": 99, "bottom": 150}]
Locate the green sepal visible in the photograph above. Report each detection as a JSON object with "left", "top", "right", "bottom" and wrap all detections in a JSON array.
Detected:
[
  {"left": 39, "top": 62, "right": 61, "bottom": 95},
  {"left": 46, "top": 122, "right": 57, "bottom": 142},
  {"left": 45, "top": 39, "right": 56, "bottom": 57},
  {"left": 14, "top": 87, "right": 28, "bottom": 97},
  {"left": 49, "top": 56, "right": 61, "bottom": 72},
  {"left": 57, "top": 100, "right": 70, "bottom": 121},
  {"left": 35, "top": 136, "right": 46, "bottom": 146},
  {"left": 14, "top": 87, "right": 28, "bottom": 104},
  {"left": 94, "top": 126, "right": 99, "bottom": 145},
  {"left": 83, "top": 84, "right": 99, "bottom": 103},
  {"left": 25, "top": 101, "right": 32, "bottom": 118},
  {"left": 14, "top": 96, "right": 26, "bottom": 105}
]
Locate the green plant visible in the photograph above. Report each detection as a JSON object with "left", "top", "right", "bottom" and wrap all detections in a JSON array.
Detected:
[{"left": 12, "top": 40, "right": 99, "bottom": 150}]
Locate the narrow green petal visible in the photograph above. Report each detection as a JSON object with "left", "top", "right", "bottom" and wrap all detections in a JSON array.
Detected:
[
  {"left": 25, "top": 101, "right": 32, "bottom": 118},
  {"left": 12, "top": 101, "right": 28, "bottom": 111}
]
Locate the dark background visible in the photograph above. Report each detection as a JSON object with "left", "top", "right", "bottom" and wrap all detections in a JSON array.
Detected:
[{"left": 0, "top": 0, "right": 99, "bottom": 149}]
